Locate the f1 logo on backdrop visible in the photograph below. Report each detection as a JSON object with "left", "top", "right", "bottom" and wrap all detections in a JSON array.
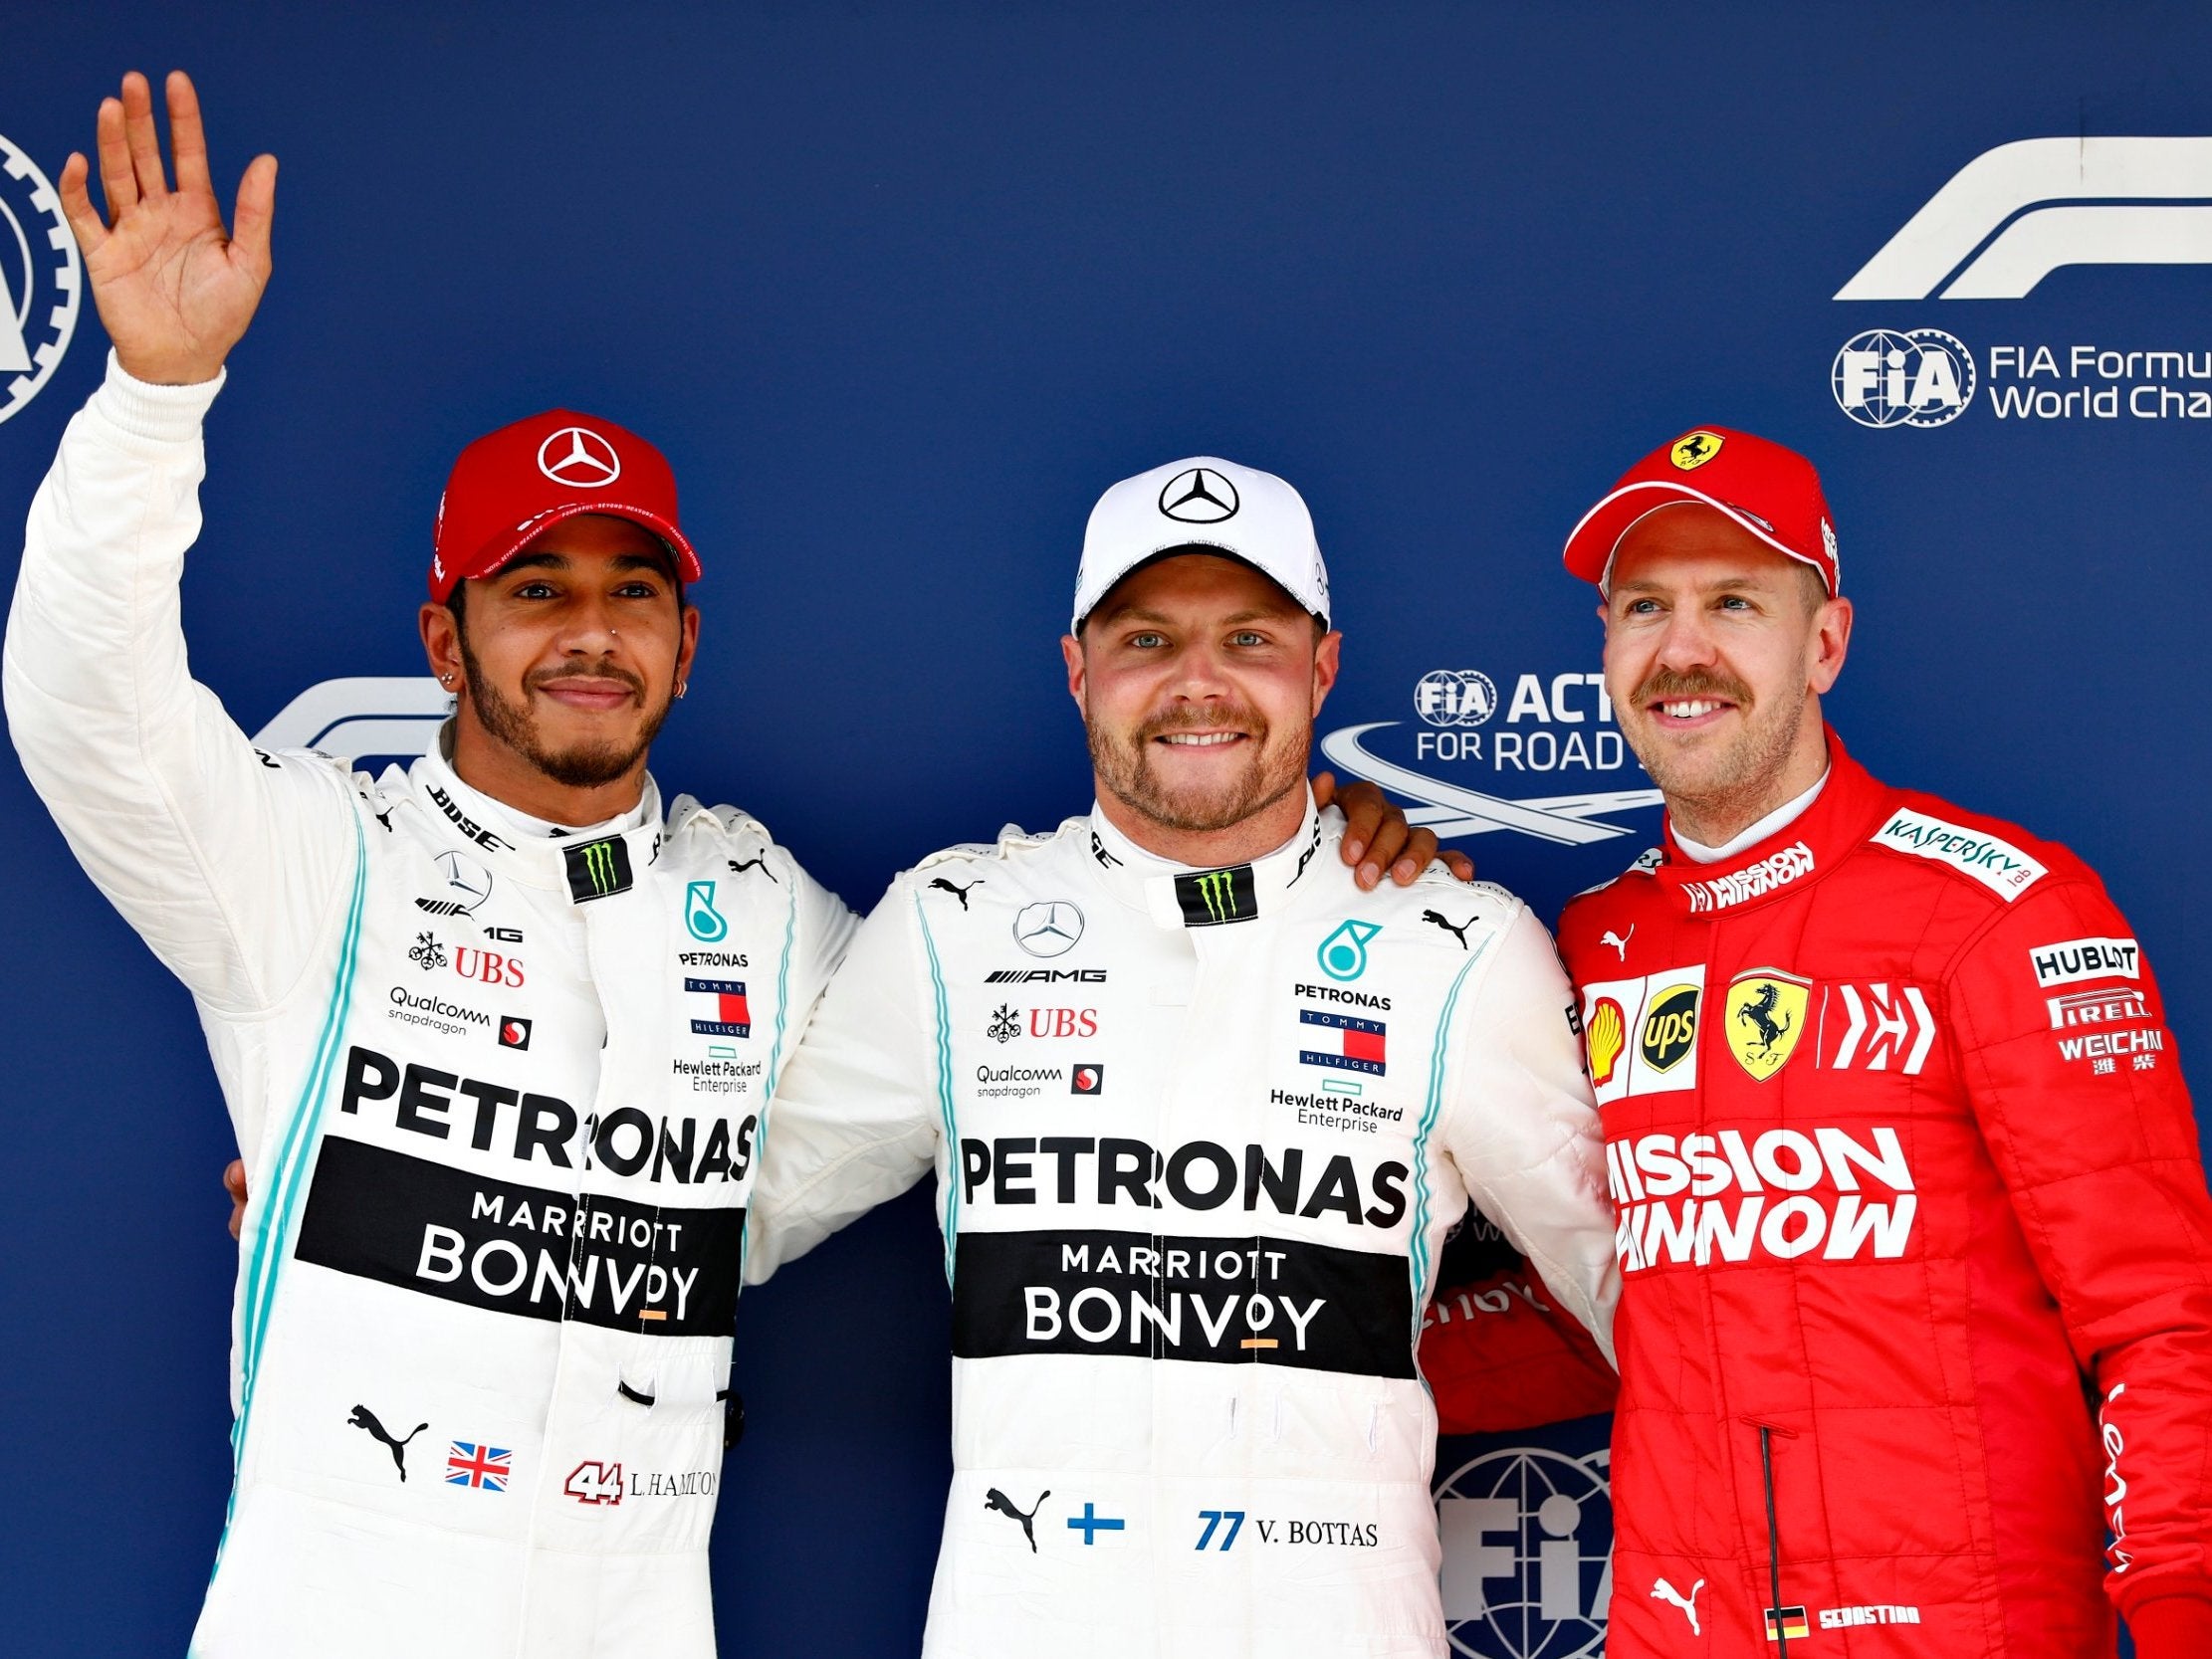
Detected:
[
  {"left": 252, "top": 677, "right": 450, "bottom": 768},
  {"left": 0, "top": 132, "right": 84, "bottom": 425},
  {"left": 1831, "top": 139, "right": 2212, "bottom": 431},
  {"left": 1836, "top": 137, "right": 2212, "bottom": 300}
]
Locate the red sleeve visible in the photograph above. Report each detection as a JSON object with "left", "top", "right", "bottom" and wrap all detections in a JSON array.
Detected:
[
  {"left": 1420, "top": 1260, "right": 1618, "bottom": 1434},
  {"left": 1950, "top": 872, "right": 2212, "bottom": 1638}
]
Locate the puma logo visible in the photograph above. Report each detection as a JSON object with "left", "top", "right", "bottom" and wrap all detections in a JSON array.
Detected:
[
  {"left": 984, "top": 1487, "right": 1048, "bottom": 1552},
  {"left": 346, "top": 1403, "right": 428, "bottom": 1482},
  {"left": 931, "top": 878, "right": 983, "bottom": 911},
  {"left": 1651, "top": 1576, "right": 1704, "bottom": 1634},
  {"left": 727, "top": 855, "right": 778, "bottom": 883},
  {"left": 1601, "top": 925, "right": 1635, "bottom": 960},
  {"left": 1422, "top": 909, "right": 1471, "bottom": 949}
]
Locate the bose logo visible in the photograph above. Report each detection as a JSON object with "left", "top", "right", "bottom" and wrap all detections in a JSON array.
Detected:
[{"left": 1837, "top": 137, "right": 2212, "bottom": 301}]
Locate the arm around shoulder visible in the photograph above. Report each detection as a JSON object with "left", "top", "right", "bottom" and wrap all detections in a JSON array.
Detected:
[
  {"left": 745, "top": 876, "right": 946, "bottom": 1285},
  {"left": 1439, "top": 904, "right": 1619, "bottom": 1361}
]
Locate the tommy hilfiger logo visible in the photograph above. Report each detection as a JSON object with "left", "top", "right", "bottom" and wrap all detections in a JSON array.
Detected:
[{"left": 1176, "top": 865, "right": 1257, "bottom": 927}]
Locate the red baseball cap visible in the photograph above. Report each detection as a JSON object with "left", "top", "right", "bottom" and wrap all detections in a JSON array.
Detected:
[
  {"left": 428, "top": 409, "right": 703, "bottom": 603},
  {"left": 1561, "top": 426, "right": 1839, "bottom": 596}
]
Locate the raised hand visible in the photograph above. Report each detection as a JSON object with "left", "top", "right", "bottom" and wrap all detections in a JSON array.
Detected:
[{"left": 57, "top": 70, "right": 276, "bottom": 385}]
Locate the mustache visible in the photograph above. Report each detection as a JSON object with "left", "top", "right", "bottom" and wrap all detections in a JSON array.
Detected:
[
  {"left": 1136, "top": 704, "right": 1265, "bottom": 741},
  {"left": 526, "top": 664, "right": 646, "bottom": 698},
  {"left": 1633, "top": 667, "right": 1752, "bottom": 708}
]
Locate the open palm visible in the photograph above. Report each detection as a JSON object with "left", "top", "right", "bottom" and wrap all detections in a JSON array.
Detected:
[{"left": 58, "top": 70, "right": 276, "bottom": 385}]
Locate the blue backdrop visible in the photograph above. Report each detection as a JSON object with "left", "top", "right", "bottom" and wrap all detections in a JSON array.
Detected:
[{"left": 3, "top": 4, "right": 2206, "bottom": 1654}]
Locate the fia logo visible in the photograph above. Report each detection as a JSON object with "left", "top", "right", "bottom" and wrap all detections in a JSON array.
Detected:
[
  {"left": 0, "top": 133, "right": 83, "bottom": 425},
  {"left": 1415, "top": 671, "right": 1498, "bottom": 728},
  {"left": 1438, "top": 1443, "right": 1612, "bottom": 1658},
  {"left": 1832, "top": 328, "right": 1975, "bottom": 428}
]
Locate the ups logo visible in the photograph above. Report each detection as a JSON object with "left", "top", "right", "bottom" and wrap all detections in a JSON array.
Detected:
[{"left": 1639, "top": 983, "right": 1700, "bottom": 1072}]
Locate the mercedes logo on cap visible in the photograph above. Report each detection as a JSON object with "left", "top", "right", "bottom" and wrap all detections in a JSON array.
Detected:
[
  {"left": 1012, "top": 901, "right": 1085, "bottom": 958},
  {"left": 1158, "top": 466, "right": 1239, "bottom": 523},
  {"left": 537, "top": 426, "right": 622, "bottom": 488}
]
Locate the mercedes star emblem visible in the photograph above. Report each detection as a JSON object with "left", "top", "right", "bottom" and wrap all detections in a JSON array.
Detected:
[
  {"left": 537, "top": 426, "right": 623, "bottom": 488},
  {"left": 1158, "top": 466, "right": 1239, "bottom": 523},
  {"left": 1012, "top": 900, "right": 1086, "bottom": 958}
]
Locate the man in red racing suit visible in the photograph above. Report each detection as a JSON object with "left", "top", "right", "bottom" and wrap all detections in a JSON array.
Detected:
[{"left": 1424, "top": 426, "right": 2212, "bottom": 1657}]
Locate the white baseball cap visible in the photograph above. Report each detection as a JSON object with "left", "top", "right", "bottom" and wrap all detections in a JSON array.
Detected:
[{"left": 1071, "top": 456, "right": 1332, "bottom": 633}]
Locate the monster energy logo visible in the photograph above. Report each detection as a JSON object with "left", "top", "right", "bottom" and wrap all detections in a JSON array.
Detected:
[
  {"left": 580, "top": 844, "right": 619, "bottom": 893},
  {"left": 1196, "top": 871, "right": 1236, "bottom": 921},
  {"left": 562, "top": 836, "right": 635, "bottom": 903},
  {"left": 1175, "top": 864, "right": 1257, "bottom": 928}
]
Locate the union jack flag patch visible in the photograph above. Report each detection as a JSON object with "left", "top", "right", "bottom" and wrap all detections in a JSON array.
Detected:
[{"left": 446, "top": 1441, "right": 513, "bottom": 1492}]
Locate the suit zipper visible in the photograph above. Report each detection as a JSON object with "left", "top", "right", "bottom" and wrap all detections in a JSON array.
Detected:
[{"left": 1759, "top": 1423, "right": 1789, "bottom": 1657}]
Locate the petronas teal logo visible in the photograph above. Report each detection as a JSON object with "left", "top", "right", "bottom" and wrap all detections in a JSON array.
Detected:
[
  {"left": 685, "top": 880, "right": 728, "bottom": 941},
  {"left": 1316, "top": 919, "right": 1382, "bottom": 982}
]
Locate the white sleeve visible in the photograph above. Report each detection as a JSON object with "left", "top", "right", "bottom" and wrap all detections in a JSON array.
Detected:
[
  {"left": 765, "top": 854, "right": 861, "bottom": 1084},
  {"left": 744, "top": 877, "right": 943, "bottom": 1284},
  {"left": 1442, "top": 904, "right": 1620, "bottom": 1362},
  {"left": 3, "top": 356, "right": 354, "bottom": 1015}
]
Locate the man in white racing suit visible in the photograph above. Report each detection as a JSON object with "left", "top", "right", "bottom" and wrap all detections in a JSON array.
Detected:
[
  {"left": 3, "top": 74, "right": 858, "bottom": 1658},
  {"left": 746, "top": 454, "right": 1620, "bottom": 1657}
]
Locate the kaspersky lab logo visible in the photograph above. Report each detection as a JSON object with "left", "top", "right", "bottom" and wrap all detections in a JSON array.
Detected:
[
  {"left": 1176, "top": 865, "right": 1257, "bottom": 928},
  {"left": 563, "top": 837, "right": 634, "bottom": 904}
]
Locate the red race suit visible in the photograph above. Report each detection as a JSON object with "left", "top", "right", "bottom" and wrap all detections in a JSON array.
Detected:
[{"left": 1428, "top": 732, "right": 2212, "bottom": 1657}]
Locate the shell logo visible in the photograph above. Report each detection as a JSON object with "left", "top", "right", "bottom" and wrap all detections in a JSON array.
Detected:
[{"left": 1586, "top": 997, "right": 1627, "bottom": 1087}]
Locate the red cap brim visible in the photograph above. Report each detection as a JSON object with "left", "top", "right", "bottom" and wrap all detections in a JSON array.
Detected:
[
  {"left": 439, "top": 501, "right": 703, "bottom": 602},
  {"left": 1562, "top": 481, "right": 1831, "bottom": 593}
]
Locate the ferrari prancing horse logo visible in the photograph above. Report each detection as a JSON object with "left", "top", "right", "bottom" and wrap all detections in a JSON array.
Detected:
[
  {"left": 1669, "top": 430, "right": 1724, "bottom": 471},
  {"left": 1725, "top": 968, "right": 1810, "bottom": 1081}
]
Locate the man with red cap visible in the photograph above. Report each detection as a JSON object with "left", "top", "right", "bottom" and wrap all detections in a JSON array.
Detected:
[
  {"left": 3, "top": 71, "right": 869, "bottom": 1659},
  {"left": 4, "top": 73, "right": 1452, "bottom": 1658},
  {"left": 1426, "top": 424, "right": 2212, "bottom": 1656}
]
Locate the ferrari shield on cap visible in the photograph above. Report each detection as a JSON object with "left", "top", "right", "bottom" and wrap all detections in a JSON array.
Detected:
[
  {"left": 429, "top": 409, "right": 703, "bottom": 602},
  {"left": 1072, "top": 455, "right": 1331, "bottom": 632},
  {"left": 1561, "top": 425, "right": 1840, "bottom": 596}
]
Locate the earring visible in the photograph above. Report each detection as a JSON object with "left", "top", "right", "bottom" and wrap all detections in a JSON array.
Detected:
[
  {"left": 439, "top": 672, "right": 456, "bottom": 687},
  {"left": 675, "top": 682, "right": 688, "bottom": 700}
]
